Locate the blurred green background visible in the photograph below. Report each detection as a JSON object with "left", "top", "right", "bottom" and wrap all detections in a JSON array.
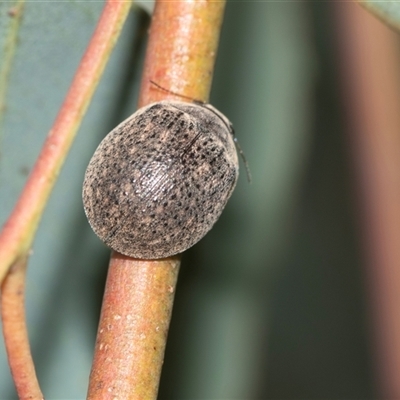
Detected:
[{"left": 0, "top": 1, "right": 376, "bottom": 398}]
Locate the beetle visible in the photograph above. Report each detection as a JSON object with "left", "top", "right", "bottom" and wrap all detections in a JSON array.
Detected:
[{"left": 82, "top": 96, "right": 240, "bottom": 259}]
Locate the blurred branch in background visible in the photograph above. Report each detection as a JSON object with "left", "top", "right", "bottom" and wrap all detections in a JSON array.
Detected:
[{"left": 335, "top": 3, "right": 400, "bottom": 397}]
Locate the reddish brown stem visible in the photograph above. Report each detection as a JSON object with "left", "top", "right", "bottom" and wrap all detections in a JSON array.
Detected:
[
  {"left": 138, "top": 0, "right": 226, "bottom": 106},
  {"left": 0, "top": 0, "right": 132, "bottom": 283},
  {"left": 1, "top": 257, "right": 43, "bottom": 400},
  {"left": 87, "top": 254, "right": 180, "bottom": 400},
  {"left": 334, "top": 3, "right": 400, "bottom": 397},
  {"left": 87, "top": 1, "right": 226, "bottom": 399},
  {"left": 1, "top": 1, "right": 132, "bottom": 397}
]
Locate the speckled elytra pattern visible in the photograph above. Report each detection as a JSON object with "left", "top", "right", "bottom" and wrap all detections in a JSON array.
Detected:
[{"left": 82, "top": 100, "right": 239, "bottom": 259}]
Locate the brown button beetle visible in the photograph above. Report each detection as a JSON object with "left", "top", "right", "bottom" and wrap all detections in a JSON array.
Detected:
[{"left": 82, "top": 98, "right": 239, "bottom": 259}]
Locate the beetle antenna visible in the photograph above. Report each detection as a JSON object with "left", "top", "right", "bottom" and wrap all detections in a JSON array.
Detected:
[
  {"left": 233, "top": 137, "right": 252, "bottom": 183},
  {"left": 149, "top": 80, "right": 204, "bottom": 104}
]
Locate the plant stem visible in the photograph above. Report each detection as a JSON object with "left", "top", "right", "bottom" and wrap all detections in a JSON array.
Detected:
[
  {"left": 1, "top": 1, "right": 132, "bottom": 396},
  {"left": 87, "top": 254, "right": 180, "bottom": 400},
  {"left": 0, "top": 0, "right": 132, "bottom": 283},
  {"left": 138, "top": 0, "right": 226, "bottom": 106},
  {"left": 87, "top": 1, "right": 226, "bottom": 399},
  {"left": 1, "top": 256, "right": 43, "bottom": 400}
]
